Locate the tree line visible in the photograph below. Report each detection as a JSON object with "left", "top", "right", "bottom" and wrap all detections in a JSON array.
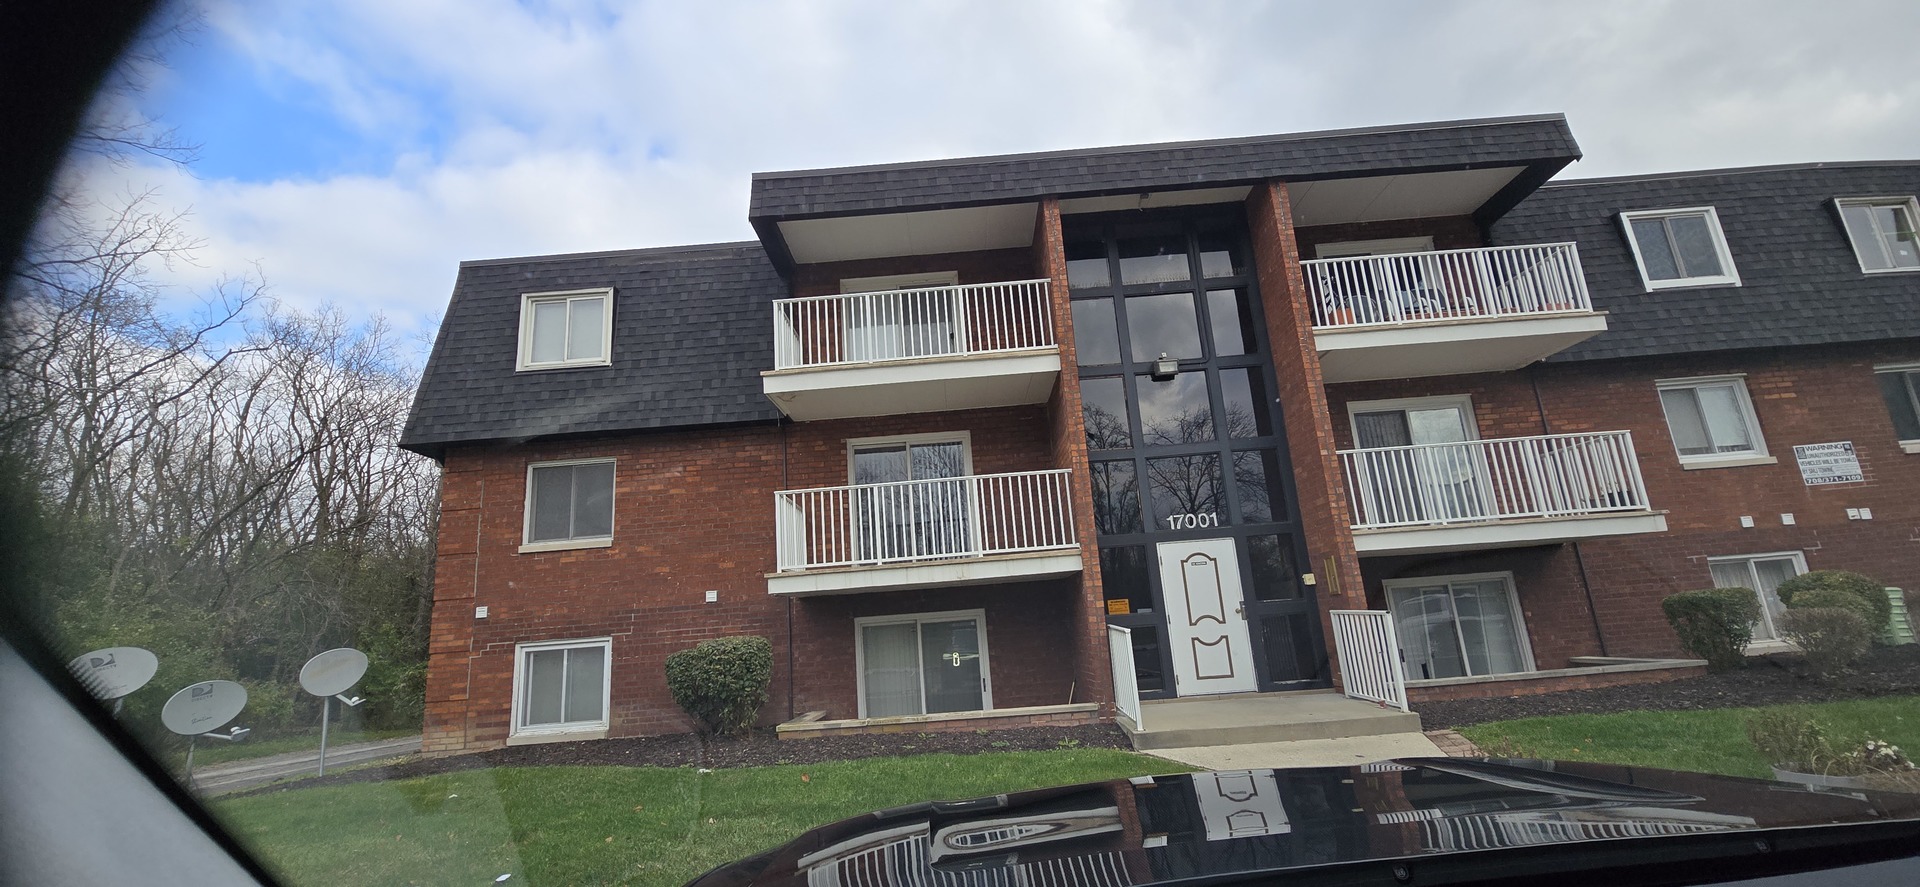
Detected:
[{"left": 2, "top": 24, "right": 440, "bottom": 746}]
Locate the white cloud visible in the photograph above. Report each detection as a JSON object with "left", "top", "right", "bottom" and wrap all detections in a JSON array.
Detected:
[{"left": 89, "top": 0, "right": 1920, "bottom": 345}]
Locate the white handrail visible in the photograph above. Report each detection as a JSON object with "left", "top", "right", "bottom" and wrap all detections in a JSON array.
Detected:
[
  {"left": 774, "top": 469, "right": 1076, "bottom": 571},
  {"left": 1107, "top": 624, "right": 1144, "bottom": 731},
  {"left": 1339, "top": 430, "right": 1651, "bottom": 530},
  {"left": 772, "top": 279, "right": 1054, "bottom": 370},
  {"left": 1330, "top": 610, "right": 1408, "bottom": 712},
  {"left": 1303, "top": 242, "right": 1592, "bottom": 328}
]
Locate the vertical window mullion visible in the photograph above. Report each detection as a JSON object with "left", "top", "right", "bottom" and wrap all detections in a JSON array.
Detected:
[{"left": 913, "top": 620, "right": 929, "bottom": 716}]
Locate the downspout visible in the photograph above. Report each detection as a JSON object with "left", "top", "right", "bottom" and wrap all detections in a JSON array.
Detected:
[
  {"left": 1531, "top": 366, "right": 1610, "bottom": 656},
  {"left": 780, "top": 418, "right": 795, "bottom": 718}
]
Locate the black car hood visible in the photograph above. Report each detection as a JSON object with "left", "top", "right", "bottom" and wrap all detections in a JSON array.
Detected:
[{"left": 688, "top": 758, "right": 1920, "bottom": 887}]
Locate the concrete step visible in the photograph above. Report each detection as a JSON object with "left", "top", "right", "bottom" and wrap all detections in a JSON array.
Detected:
[{"left": 1123, "top": 691, "right": 1421, "bottom": 750}]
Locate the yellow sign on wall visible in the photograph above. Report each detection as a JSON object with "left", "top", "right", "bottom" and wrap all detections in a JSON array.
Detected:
[{"left": 1106, "top": 599, "right": 1131, "bottom": 616}]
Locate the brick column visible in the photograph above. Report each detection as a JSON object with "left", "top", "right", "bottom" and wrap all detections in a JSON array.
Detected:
[
  {"left": 1245, "top": 180, "right": 1366, "bottom": 691},
  {"left": 1033, "top": 196, "right": 1113, "bottom": 712},
  {"left": 422, "top": 451, "right": 482, "bottom": 753}
]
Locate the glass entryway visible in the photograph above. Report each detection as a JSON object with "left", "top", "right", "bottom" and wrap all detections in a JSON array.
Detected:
[{"left": 1068, "top": 208, "right": 1326, "bottom": 697}]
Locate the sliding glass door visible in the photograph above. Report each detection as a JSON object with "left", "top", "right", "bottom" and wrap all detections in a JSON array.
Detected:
[
  {"left": 851, "top": 440, "right": 972, "bottom": 562},
  {"left": 858, "top": 612, "right": 988, "bottom": 717},
  {"left": 1386, "top": 575, "right": 1532, "bottom": 681}
]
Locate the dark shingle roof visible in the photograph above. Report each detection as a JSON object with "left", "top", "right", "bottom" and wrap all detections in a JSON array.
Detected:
[
  {"left": 1492, "top": 162, "right": 1920, "bottom": 362},
  {"left": 399, "top": 242, "right": 783, "bottom": 459},
  {"left": 749, "top": 114, "right": 1581, "bottom": 221}
]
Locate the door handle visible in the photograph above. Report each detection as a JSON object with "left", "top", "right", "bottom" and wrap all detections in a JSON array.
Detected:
[{"left": 1235, "top": 602, "right": 1246, "bottom": 619}]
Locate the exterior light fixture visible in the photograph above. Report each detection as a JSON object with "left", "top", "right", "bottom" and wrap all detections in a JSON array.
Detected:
[{"left": 1150, "top": 352, "right": 1179, "bottom": 381}]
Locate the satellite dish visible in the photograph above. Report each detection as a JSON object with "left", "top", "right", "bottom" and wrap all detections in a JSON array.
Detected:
[
  {"left": 160, "top": 680, "right": 248, "bottom": 736},
  {"left": 68, "top": 646, "right": 159, "bottom": 700},
  {"left": 299, "top": 648, "right": 369, "bottom": 697}
]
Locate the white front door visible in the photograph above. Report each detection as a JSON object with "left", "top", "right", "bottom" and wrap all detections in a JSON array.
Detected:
[{"left": 1157, "top": 538, "right": 1258, "bottom": 695}]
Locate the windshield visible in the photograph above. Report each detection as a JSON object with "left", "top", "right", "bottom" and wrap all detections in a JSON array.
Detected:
[{"left": 6, "top": 4, "right": 1919, "bottom": 887}]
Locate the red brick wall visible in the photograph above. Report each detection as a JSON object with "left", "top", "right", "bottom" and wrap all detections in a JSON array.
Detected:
[
  {"left": 1326, "top": 341, "right": 1920, "bottom": 659},
  {"left": 1035, "top": 195, "right": 1115, "bottom": 711},
  {"left": 790, "top": 248, "right": 1038, "bottom": 298},
  {"left": 1293, "top": 216, "right": 1484, "bottom": 259},
  {"left": 424, "top": 426, "right": 790, "bottom": 751},
  {"left": 1246, "top": 180, "right": 1369, "bottom": 689},
  {"left": 422, "top": 402, "right": 1083, "bottom": 751}
]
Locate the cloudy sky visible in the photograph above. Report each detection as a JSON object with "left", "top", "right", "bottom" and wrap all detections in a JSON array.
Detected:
[{"left": 82, "top": 0, "right": 1920, "bottom": 351}]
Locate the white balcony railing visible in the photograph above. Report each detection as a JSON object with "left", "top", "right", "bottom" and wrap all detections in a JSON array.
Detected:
[
  {"left": 1329, "top": 610, "right": 1408, "bottom": 712},
  {"left": 772, "top": 279, "right": 1054, "bottom": 370},
  {"left": 1340, "top": 431, "right": 1651, "bottom": 530},
  {"left": 1304, "top": 243, "right": 1592, "bottom": 328},
  {"left": 774, "top": 469, "right": 1076, "bottom": 572},
  {"left": 1107, "top": 624, "right": 1145, "bottom": 730}
]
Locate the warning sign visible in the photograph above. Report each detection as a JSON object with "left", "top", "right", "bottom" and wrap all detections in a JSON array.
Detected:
[
  {"left": 1106, "top": 599, "right": 1131, "bottom": 616},
  {"left": 1793, "top": 441, "right": 1864, "bottom": 486}
]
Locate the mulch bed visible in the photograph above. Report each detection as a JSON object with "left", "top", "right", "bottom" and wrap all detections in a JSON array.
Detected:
[
  {"left": 227, "top": 723, "right": 1133, "bottom": 798},
  {"left": 1415, "top": 644, "right": 1920, "bottom": 730}
]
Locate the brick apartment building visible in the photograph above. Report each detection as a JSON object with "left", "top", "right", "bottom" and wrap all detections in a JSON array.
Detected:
[{"left": 400, "top": 114, "right": 1920, "bottom": 752}]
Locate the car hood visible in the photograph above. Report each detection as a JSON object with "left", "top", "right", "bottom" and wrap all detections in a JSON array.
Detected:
[{"left": 687, "top": 758, "right": 1920, "bottom": 887}]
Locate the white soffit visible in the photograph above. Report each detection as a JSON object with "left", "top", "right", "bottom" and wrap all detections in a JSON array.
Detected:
[
  {"left": 1058, "top": 185, "right": 1254, "bottom": 215},
  {"left": 780, "top": 203, "right": 1039, "bottom": 264},
  {"left": 1290, "top": 167, "right": 1525, "bottom": 227}
]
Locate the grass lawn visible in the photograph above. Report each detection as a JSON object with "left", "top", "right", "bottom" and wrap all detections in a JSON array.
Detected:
[
  {"left": 1460, "top": 695, "right": 1920, "bottom": 779},
  {"left": 218, "top": 748, "right": 1187, "bottom": 886},
  {"left": 183, "top": 727, "right": 418, "bottom": 768}
]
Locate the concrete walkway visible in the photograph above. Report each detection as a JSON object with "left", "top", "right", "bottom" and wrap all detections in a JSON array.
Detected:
[
  {"left": 1148, "top": 731, "right": 1445, "bottom": 770},
  {"left": 191, "top": 735, "right": 421, "bottom": 795}
]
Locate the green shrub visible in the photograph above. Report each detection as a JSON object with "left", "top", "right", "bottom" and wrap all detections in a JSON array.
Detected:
[
  {"left": 1779, "top": 607, "right": 1873, "bottom": 676},
  {"left": 1661, "top": 588, "right": 1761, "bottom": 670},
  {"left": 238, "top": 679, "right": 300, "bottom": 734},
  {"left": 1788, "top": 587, "right": 1881, "bottom": 629},
  {"left": 1776, "top": 570, "right": 1890, "bottom": 632},
  {"left": 664, "top": 636, "right": 772, "bottom": 735}
]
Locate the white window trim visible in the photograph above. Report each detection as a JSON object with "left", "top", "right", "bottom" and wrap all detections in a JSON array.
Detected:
[
  {"left": 1835, "top": 196, "right": 1920, "bottom": 275},
  {"left": 1314, "top": 236, "right": 1435, "bottom": 259},
  {"left": 1381, "top": 571, "right": 1537, "bottom": 676},
  {"left": 1876, "top": 362, "right": 1920, "bottom": 453},
  {"left": 509, "top": 637, "right": 613, "bottom": 739},
  {"left": 853, "top": 609, "right": 992, "bottom": 719},
  {"left": 845, "top": 431, "right": 975, "bottom": 482},
  {"left": 520, "top": 457, "right": 616, "bottom": 552},
  {"left": 1707, "top": 551, "right": 1808, "bottom": 648},
  {"left": 1619, "top": 207, "right": 1742, "bottom": 291},
  {"left": 839, "top": 271, "right": 960, "bottom": 295},
  {"left": 516, "top": 288, "right": 614, "bottom": 371},
  {"left": 1654, "top": 374, "right": 1774, "bottom": 468},
  {"left": 1344, "top": 394, "right": 1480, "bottom": 444}
]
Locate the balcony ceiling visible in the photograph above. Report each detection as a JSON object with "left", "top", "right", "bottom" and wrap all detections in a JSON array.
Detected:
[
  {"left": 1290, "top": 166, "right": 1525, "bottom": 228},
  {"left": 763, "top": 350, "right": 1061, "bottom": 421},
  {"left": 779, "top": 203, "right": 1038, "bottom": 265},
  {"left": 772, "top": 165, "right": 1529, "bottom": 265}
]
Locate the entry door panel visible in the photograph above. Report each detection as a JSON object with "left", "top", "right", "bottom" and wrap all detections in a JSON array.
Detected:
[{"left": 1157, "top": 538, "right": 1258, "bottom": 695}]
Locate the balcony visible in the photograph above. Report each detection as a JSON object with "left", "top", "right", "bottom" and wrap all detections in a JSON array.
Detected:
[
  {"left": 768, "top": 469, "right": 1081, "bottom": 595},
  {"left": 763, "top": 280, "right": 1060, "bottom": 421},
  {"left": 1305, "top": 243, "right": 1609, "bottom": 382},
  {"left": 1340, "top": 431, "right": 1667, "bottom": 555}
]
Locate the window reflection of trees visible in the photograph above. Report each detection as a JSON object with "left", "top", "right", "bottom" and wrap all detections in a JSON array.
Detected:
[
  {"left": 1090, "top": 462, "right": 1139, "bottom": 536},
  {"left": 1147, "top": 454, "right": 1224, "bottom": 524}
]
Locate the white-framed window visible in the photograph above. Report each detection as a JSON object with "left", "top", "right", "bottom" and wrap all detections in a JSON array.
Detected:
[
  {"left": 855, "top": 609, "right": 992, "bottom": 718},
  {"left": 1655, "top": 375, "right": 1771, "bottom": 467},
  {"left": 1707, "top": 552, "right": 1807, "bottom": 644},
  {"left": 1346, "top": 395, "right": 1486, "bottom": 525},
  {"left": 522, "top": 458, "right": 615, "bottom": 551},
  {"left": 1383, "top": 572, "right": 1535, "bottom": 681},
  {"left": 838, "top": 272, "right": 961, "bottom": 362},
  {"left": 1876, "top": 363, "right": 1920, "bottom": 454},
  {"left": 517, "top": 288, "right": 612, "bottom": 370},
  {"left": 512, "top": 637, "right": 611, "bottom": 737},
  {"left": 1619, "top": 207, "right": 1741, "bottom": 290},
  {"left": 846, "top": 433, "right": 975, "bottom": 562},
  {"left": 1836, "top": 197, "right": 1920, "bottom": 273}
]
